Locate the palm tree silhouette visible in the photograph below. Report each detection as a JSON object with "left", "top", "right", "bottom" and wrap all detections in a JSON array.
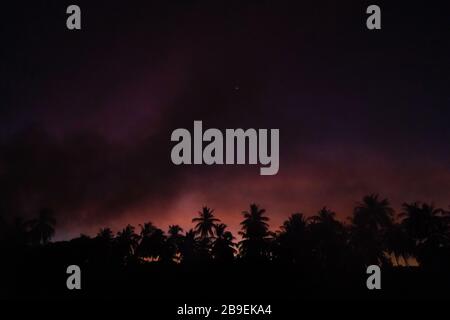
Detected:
[
  {"left": 3, "top": 195, "right": 450, "bottom": 299},
  {"left": 385, "top": 222, "right": 412, "bottom": 266},
  {"left": 166, "top": 225, "right": 184, "bottom": 263},
  {"left": 309, "top": 207, "right": 339, "bottom": 226},
  {"left": 274, "top": 213, "right": 309, "bottom": 264},
  {"left": 350, "top": 194, "right": 394, "bottom": 266},
  {"left": 239, "top": 204, "right": 271, "bottom": 261},
  {"left": 352, "top": 194, "right": 394, "bottom": 231},
  {"left": 179, "top": 229, "right": 200, "bottom": 264},
  {"left": 168, "top": 225, "right": 184, "bottom": 238},
  {"left": 28, "top": 208, "right": 56, "bottom": 245},
  {"left": 192, "top": 206, "right": 220, "bottom": 240},
  {"left": 94, "top": 227, "right": 115, "bottom": 265},
  {"left": 137, "top": 222, "right": 167, "bottom": 261},
  {"left": 281, "top": 213, "right": 307, "bottom": 234},
  {"left": 400, "top": 202, "right": 450, "bottom": 267},
  {"left": 116, "top": 224, "right": 140, "bottom": 263},
  {"left": 401, "top": 202, "right": 448, "bottom": 245},
  {"left": 308, "top": 207, "right": 348, "bottom": 268},
  {"left": 97, "top": 227, "right": 114, "bottom": 242},
  {"left": 212, "top": 223, "right": 236, "bottom": 262}
]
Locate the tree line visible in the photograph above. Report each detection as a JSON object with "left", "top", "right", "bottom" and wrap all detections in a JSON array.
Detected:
[{"left": 1, "top": 194, "right": 450, "bottom": 270}]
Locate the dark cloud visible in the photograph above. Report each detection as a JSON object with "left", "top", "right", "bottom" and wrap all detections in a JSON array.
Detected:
[{"left": 1, "top": 1, "right": 449, "bottom": 237}]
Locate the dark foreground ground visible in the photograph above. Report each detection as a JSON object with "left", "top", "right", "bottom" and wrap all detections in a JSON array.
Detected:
[{"left": 2, "top": 255, "right": 450, "bottom": 300}]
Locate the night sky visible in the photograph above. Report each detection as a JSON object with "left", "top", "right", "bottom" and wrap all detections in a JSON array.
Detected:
[{"left": 1, "top": 0, "right": 449, "bottom": 239}]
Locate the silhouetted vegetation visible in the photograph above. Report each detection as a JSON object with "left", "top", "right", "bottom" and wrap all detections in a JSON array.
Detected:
[{"left": 1, "top": 194, "right": 450, "bottom": 299}]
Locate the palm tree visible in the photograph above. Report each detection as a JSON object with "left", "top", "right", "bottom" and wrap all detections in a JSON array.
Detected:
[
  {"left": 179, "top": 229, "right": 199, "bottom": 264},
  {"left": 166, "top": 225, "right": 184, "bottom": 263},
  {"left": 116, "top": 224, "right": 140, "bottom": 263},
  {"left": 212, "top": 223, "right": 236, "bottom": 262},
  {"left": 384, "top": 222, "right": 412, "bottom": 266},
  {"left": 308, "top": 207, "right": 349, "bottom": 269},
  {"left": 239, "top": 204, "right": 271, "bottom": 261},
  {"left": 274, "top": 213, "right": 309, "bottom": 264},
  {"left": 400, "top": 202, "right": 450, "bottom": 267},
  {"left": 214, "top": 223, "right": 228, "bottom": 237},
  {"left": 168, "top": 225, "right": 184, "bottom": 238},
  {"left": 352, "top": 194, "right": 394, "bottom": 231},
  {"left": 309, "top": 207, "right": 339, "bottom": 227},
  {"left": 192, "top": 206, "right": 220, "bottom": 240},
  {"left": 139, "top": 222, "right": 158, "bottom": 238},
  {"left": 97, "top": 228, "right": 114, "bottom": 242},
  {"left": 401, "top": 202, "right": 449, "bottom": 245},
  {"left": 28, "top": 208, "right": 56, "bottom": 245},
  {"left": 94, "top": 227, "right": 115, "bottom": 265},
  {"left": 137, "top": 222, "right": 167, "bottom": 262},
  {"left": 349, "top": 194, "right": 394, "bottom": 266},
  {"left": 281, "top": 213, "right": 307, "bottom": 234}
]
